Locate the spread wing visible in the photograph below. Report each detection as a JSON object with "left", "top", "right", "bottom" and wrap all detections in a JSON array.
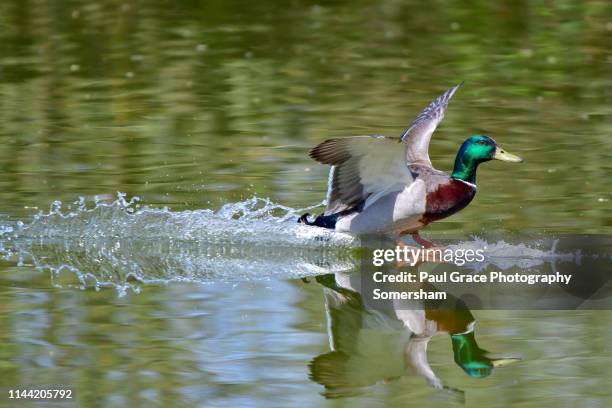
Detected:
[
  {"left": 400, "top": 83, "right": 462, "bottom": 167},
  {"left": 310, "top": 136, "right": 414, "bottom": 215}
]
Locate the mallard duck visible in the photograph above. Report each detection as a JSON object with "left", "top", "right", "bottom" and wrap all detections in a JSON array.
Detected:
[{"left": 299, "top": 83, "right": 522, "bottom": 246}]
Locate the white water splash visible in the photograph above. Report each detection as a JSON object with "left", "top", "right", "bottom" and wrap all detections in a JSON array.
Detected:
[
  {"left": 446, "top": 236, "right": 576, "bottom": 270},
  {"left": 9, "top": 192, "right": 353, "bottom": 245},
  {"left": 0, "top": 194, "right": 357, "bottom": 295},
  {"left": 0, "top": 193, "right": 587, "bottom": 296}
]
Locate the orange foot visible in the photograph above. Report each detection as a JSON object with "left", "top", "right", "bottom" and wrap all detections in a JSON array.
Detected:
[
  {"left": 395, "top": 235, "right": 447, "bottom": 266},
  {"left": 410, "top": 232, "right": 434, "bottom": 248}
]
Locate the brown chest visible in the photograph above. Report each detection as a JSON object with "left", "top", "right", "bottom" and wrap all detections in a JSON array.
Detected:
[{"left": 421, "top": 179, "right": 476, "bottom": 224}]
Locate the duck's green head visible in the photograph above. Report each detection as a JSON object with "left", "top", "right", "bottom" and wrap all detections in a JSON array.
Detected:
[
  {"left": 451, "top": 135, "right": 522, "bottom": 184},
  {"left": 451, "top": 332, "right": 520, "bottom": 378}
]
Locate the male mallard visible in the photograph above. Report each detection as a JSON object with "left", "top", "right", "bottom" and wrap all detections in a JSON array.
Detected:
[{"left": 299, "top": 83, "right": 522, "bottom": 246}]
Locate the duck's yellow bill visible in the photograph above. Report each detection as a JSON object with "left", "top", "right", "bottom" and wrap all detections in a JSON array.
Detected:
[{"left": 494, "top": 146, "right": 523, "bottom": 163}]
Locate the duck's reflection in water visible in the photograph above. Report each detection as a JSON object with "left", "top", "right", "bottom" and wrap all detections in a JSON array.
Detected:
[{"left": 309, "top": 271, "right": 519, "bottom": 399}]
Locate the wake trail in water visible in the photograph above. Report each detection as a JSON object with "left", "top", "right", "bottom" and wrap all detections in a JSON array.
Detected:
[
  {"left": 0, "top": 194, "right": 358, "bottom": 294},
  {"left": 5, "top": 193, "right": 353, "bottom": 245},
  {"left": 0, "top": 193, "right": 588, "bottom": 295}
]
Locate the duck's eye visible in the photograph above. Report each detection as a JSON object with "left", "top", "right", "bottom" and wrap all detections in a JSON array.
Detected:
[{"left": 477, "top": 140, "right": 488, "bottom": 146}]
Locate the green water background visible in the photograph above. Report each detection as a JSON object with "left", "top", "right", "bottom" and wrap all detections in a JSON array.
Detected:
[{"left": 0, "top": 1, "right": 610, "bottom": 407}]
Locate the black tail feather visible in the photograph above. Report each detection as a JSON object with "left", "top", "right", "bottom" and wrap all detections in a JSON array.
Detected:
[{"left": 297, "top": 212, "right": 338, "bottom": 229}]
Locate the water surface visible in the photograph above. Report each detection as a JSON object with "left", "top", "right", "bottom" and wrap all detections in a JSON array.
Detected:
[{"left": 0, "top": 1, "right": 610, "bottom": 406}]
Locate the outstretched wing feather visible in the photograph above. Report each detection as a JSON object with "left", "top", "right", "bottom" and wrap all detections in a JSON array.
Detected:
[
  {"left": 310, "top": 136, "right": 414, "bottom": 215},
  {"left": 400, "top": 83, "right": 462, "bottom": 166}
]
